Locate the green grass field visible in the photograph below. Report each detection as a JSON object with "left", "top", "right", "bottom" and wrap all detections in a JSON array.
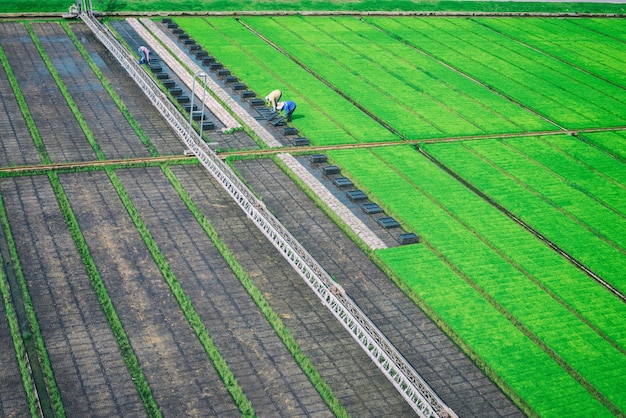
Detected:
[
  {"left": 3, "top": 1, "right": 626, "bottom": 415},
  {"left": 172, "top": 15, "right": 626, "bottom": 416},
  {"left": 3, "top": 0, "right": 626, "bottom": 14}
]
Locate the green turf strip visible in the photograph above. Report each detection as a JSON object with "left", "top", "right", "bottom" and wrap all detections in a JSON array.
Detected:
[
  {"left": 243, "top": 15, "right": 554, "bottom": 138},
  {"left": 366, "top": 17, "right": 626, "bottom": 130},
  {"left": 474, "top": 18, "right": 626, "bottom": 88},
  {"left": 244, "top": 16, "right": 466, "bottom": 139},
  {"left": 544, "top": 134, "right": 626, "bottom": 191},
  {"left": 424, "top": 139, "right": 626, "bottom": 295},
  {"left": 6, "top": 0, "right": 626, "bottom": 14},
  {"left": 377, "top": 244, "right": 612, "bottom": 417},
  {"left": 581, "top": 131, "right": 626, "bottom": 162},
  {"left": 575, "top": 18, "right": 626, "bottom": 44},
  {"left": 328, "top": 146, "right": 626, "bottom": 414},
  {"left": 173, "top": 17, "right": 398, "bottom": 145},
  {"left": 503, "top": 136, "right": 626, "bottom": 221}
]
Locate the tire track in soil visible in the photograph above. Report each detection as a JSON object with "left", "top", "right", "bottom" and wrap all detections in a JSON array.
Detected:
[
  {"left": 0, "top": 175, "right": 145, "bottom": 417},
  {"left": 60, "top": 170, "right": 240, "bottom": 417},
  {"left": 234, "top": 158, "right": 525, "bottom": 418},
  {"left": 172, "top": 164, "right": 415, "bottom": 417},
  {"left": 118, "top": 165, "right": 332, "bottom": 417}
]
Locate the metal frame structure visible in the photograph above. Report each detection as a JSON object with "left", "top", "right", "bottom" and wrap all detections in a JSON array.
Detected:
[
  {"left": 79, "top": 9, "right": 456, "bottom": 417},
  {"left": 189, "top": 70, "right": 209, "bottom": 140}
]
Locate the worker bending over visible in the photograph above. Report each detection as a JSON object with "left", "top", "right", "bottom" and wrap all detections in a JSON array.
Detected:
[
  {"left": 277, "top": 100, "right": 296, "bottom": 122},
  {"left": 264, "top": 89, "right": 282, "bottom": 112},
  {"left": 138, "top": 46, "right": 151, "bottom": 65}
]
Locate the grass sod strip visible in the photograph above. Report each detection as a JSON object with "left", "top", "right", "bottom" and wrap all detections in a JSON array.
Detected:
[
  {"left": 502, "top": 136, "right": 626, "bottom": 237},
  {"left": 0, "top": 198, "right": 42, "bottom": 417},
  {"left": 327, "top": 146, "right": 626, "bottom": 414},
  {"left": 452, "top": 18, "right": 626, "bottom": 116},
  {"left": 474, "top": 18, "right": 626, "bottom": 88},
  {"left": 360, "top": 148, "right": 626, "bottom": 410},
  {"left": 61, "top": 21, "right": 160, "bottom": 159},
  {"left": 0, "top": 39, "right": 63, "bottom": 418},
  {"left": 376, "top": 244, "right": 612, "bottom": 418},
  {"left": 31, "top": 22, "right": 255, "bottom": 414},
  {"left": 428, "top": 139, "right": 626, "bottom": 294},
  {"left": 6, "top": 0, "right": 626, "bottom": 14},
  {"left": 309, "top": 16, "right": 553, "bottom": 134},
  {"left": 581, "top": 130, "right": 626, "bottom": 162},
  {"left": 163, "top": 165, "right": 348, "bottom": 417},
  {"left": 243, "top": 15, "right": 545, "bottom": 139},
  {"left": 365, "top": 17, "right": 626, "bottom": 129},
  {"left": 242, "top": 15, "right": 451, "bottom": 139},
  {"left": 362, "top": 16, "right": 572, "bottom": 130},
  {"left": 24, "top": 22, "right": 162, "bottom": 416},
  {"left": 575, "top": 17, "right": 626, "bottom": 43},
  {"left": 173, "top": 17, "right": 398, "bottom": 145},
  {"left": 535, "top": 135, "right": 626, "bottom": 211},
  {"left": 367, "top": 145, "right": 626, "bottom": 352},
  {"left": 415, "top": 18, "right": 626, "bottom": 126},
  {"left": 106, "top": 168, "right": 255, "bottom": 417},
  {"left": 502, "top": 136, "right": 626, "bottom": 244}
]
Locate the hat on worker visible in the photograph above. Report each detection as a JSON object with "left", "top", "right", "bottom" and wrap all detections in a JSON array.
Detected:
[{"left": 277, "top": 102, "right": 284, "bottom": 110}]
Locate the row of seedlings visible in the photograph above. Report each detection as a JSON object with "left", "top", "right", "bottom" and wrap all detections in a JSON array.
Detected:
[
  {"left": 161, "top": 18, "right": 311, "bottom": 147},
  {"left": 159, "top": 19, "right": 214, "bottom": 132},
  {"left": 310, "top": 154, "right": 419, "bottom": 245}
]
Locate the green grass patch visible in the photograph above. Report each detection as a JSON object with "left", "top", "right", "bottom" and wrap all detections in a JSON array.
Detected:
[
  {"left": 378, "top": 244, "right": 613, "bottom": 417},
  {"left": 4, "top": 0, "right": 626, "bottom": 15},
  {"left": 173, "top": 16, "right": 399, "bottom": 145},
  {"left": 423, "top": 138, "right": 626, "bottom": 295},
  {"left": 328, "top": 145, "right": 626, "bottom": 415},
  {"left": 580, "top": 130, "right": 626, "bottom": 162},
  {"left": 366, "top": 17, "right": 626, "bottom": 130},
  {"left": 243, "top": 15, "right": 554, "bottom": 138},
  {"left": 475, "top": 18, "right": 626, "bottom": 88}
]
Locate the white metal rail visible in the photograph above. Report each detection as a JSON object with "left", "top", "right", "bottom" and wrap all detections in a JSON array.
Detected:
[{"left": 79, "top": 10, "right": 455, "bottom": 418}]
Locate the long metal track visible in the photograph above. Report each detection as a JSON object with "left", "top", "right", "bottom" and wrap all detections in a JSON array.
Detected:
[{"left": 79, "top": 10, "right": 455, "bottom": 418}]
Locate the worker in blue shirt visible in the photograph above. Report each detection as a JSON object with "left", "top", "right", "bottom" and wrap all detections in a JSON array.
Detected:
[{"left": 277, "top": 100, "right": 296, "bottom": 122}]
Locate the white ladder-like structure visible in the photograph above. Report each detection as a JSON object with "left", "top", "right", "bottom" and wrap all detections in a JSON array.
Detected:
[{"left": 76, "top": 3, "right": 455, "bottom": 416}]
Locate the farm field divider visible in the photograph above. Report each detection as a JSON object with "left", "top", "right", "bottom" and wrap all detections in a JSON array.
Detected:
[
  {"left": 365, "top": 17, "right": 626, "bottom": 130},
  {"left": 171, "top": 17, "right": 399, "bottom": 146},
  {"left": 241, "top": 16, "right": 556, "bottom": 139},
  {"left": 326, "top": 145, "right": 626, "bottom": 416}
]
